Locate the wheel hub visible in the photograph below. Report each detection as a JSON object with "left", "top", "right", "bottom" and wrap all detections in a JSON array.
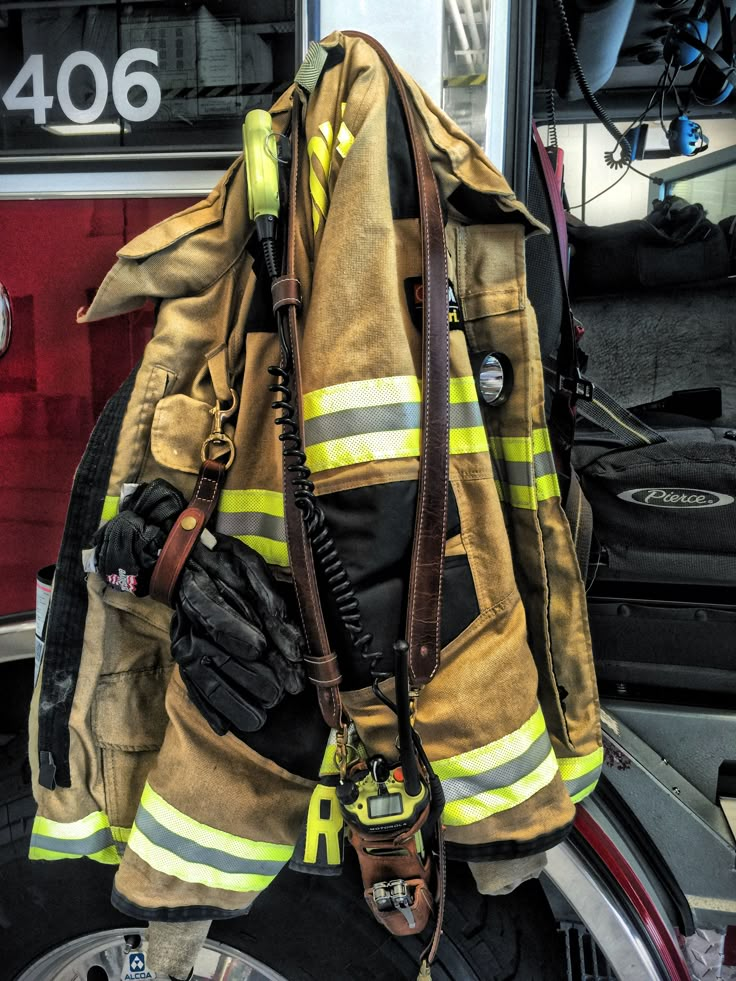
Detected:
[{"left": 15, "top": 929, "right": 289, "bottom": 981}]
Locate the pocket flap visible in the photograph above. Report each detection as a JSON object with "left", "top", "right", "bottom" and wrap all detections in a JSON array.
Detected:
[
  {"left": 150, "top": 394, "right": 212, "bottom": 474},
  {"left": 455, "top": 223, "right": 526, "bottom": 322},
  {"left": 462, "top": 288, "right": 524, "bottom": 322},
  {"left": 92, "top": 666, "right": 169, "bottom": 751}
]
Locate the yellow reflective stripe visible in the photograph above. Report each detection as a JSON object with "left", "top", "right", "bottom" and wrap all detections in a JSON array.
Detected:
[
  {"left": 532, "top": 427, "right": 553, "bottom": 456},
  {"left": 112, "top": 825, "right": 131, "bottom": 844},
  {"left": 536, "top": 472, "right": 561, "bottom": 501},
  {"left": 231, "top": 535, "right": 288, "bottom": 568},
  {"left": 570, "top": 780, "right": 599, "bottom": 804},
  {"left": 303, "top": 376, "right": 487, "bottom": 471},
  {"left": 489, "top": 435, "right": 533, "bottom": 463},
  {"left": 449, "top": 426, "right": 489, "bottom": 455},
  {"left": 139, "top": 784, "right": 292, "bottom": 864},
  {"left": 32, "top": 811, "right": 110, "bottom": 840},
  {"left": 127, "top": 827, "right": 279, "bottom": 893},
  {"left": 336, "top": 120, "right": 354, "bottom": 158},
  {"left": 308, "top": 121, "right": 333, "bottom": 233},
  {"left": 490, "top": 429, "right": 561, "bottom": 509},
  {"left": 506, "top": 484, "right": 536, "bottom": 510},
  {"left": 319, "top": 730, "right": 340, "bottom": 777},
  {"left": 303, "top": 375, "right": 479, "bottom": 421},
  {"left": 216, "top": 489, "right": 287, "bottom": 566},
  {"left": 304, "top": 376, "right": 420, "bottom": 419},
  {"left": 449, "top": 376, "right": 479, "bottom": 403},
  {"left": 432, "top": 706, "right": 547, "bottom": 782},
  {"left": 101, "top": 496, "right": 119, "bottom": 522},
  {"left": 557, "top": 746, "right": 604, "bottom": 782},
  {"left": 29, "top": 811, "right": 123, "bottom": 865},
  {"left": 307, "top": 429, "right": 420, "bottom": 473},
  {"left": 558, "top": 747, "right": 604, "bottom": 802},
  {"left": 441, "top": 750, "right": 559, "bottom": 826},
  {"left": 218, "top": 489, "right": 284, "bottom": 516}
]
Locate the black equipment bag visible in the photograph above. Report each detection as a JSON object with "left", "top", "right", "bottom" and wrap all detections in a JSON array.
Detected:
[
  {"left": 526, "top": 125, "right": 736, "bottom": 702},
  {"left": 573, "top": 421, "right": 736, "bottom": 701},
  {"left": 574, "top": 427, "right": 736, "bottom": 587}
]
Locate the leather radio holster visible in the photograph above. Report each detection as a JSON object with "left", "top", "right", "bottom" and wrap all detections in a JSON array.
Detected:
[{"left": 346, "top": 805, "right": 436, "bottom": 936}]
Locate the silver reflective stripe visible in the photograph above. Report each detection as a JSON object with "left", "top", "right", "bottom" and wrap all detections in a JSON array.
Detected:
[
  {"left": 135, "top": 807, "right": 286, "bottom": 877},
  {"left": 440, "top": 730, "right": 553, "bottom": 804},
  {"left": 29, "top": 827, "right": 114, "bottom": 856},
  {"left": 533, "top": 449, "right": 557, "bottom": 479},
  {"left": 304, "top": 401, "right": 482, "bottom": 446},
  {"left": 215, "top": 512, "right": 285, "bottom": 541},
  {"left": 502, "top": 459, "right": 534, "bottom": 487},
  {"left": 564, "top": 768, "right": 602, "bottom": 799}
]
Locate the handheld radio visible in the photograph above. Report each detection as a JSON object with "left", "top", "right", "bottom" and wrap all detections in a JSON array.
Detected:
[{"left": 336, "top": 641, "right": 430, "bottom": 836}]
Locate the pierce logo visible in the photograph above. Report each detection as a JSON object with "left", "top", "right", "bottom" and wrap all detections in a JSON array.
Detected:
[{"left": 617, "top": 487, "right": 734, "bottom": 509}]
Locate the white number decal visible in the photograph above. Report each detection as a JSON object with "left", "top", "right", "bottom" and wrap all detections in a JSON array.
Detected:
[
  {"left": 112, "top": 48, "right": 161, "bottom": 123},
  {"left": 2, "top": 54, "right": 54, "bottom": 124},
  {"left": 3, "top": 50, "right": 161, "bottom": 126},
  {"left": 57, "top": 51, "right": 108, "bottom": 124}
]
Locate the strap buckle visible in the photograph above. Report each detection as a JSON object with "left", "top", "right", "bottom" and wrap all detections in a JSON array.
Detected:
[{"left": 558, "top": 368, "right": 594, "bottom": 403}]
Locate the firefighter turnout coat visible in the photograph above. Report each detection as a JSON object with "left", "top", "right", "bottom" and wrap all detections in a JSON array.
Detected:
[{"left": 28, "top": 32, "right": 602, "bottom": 922}]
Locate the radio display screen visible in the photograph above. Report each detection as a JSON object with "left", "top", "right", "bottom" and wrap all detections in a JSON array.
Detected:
[{"left": 368, "top": 793, "right": 403, "bottom": 819}]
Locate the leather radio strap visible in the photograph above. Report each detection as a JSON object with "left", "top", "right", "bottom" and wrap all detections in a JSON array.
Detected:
[
  {"left": 280, "top": 34, "right": 450, "bottom": 712},
  {"left": 345, "top": 32, "right": 450, "bottom": 687}
]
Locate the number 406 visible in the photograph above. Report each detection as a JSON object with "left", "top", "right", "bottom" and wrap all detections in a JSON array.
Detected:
[{"left": 2, "top": 49, "right": 161, "bottom": 125}]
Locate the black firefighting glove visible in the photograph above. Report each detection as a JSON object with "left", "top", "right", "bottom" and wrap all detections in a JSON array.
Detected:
[
  {"left": 171, "top": 534, "right": 306, "bottom": 735},
  {"left": 92, "top": 480, "right": 187, "bottom": 596},
  {"left": 93, "top": 479, "right": 306, "bottom": 734}
]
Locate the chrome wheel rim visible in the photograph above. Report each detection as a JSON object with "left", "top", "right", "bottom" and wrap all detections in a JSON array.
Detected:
[{"left": 15, "top": 928, "right": 289, "bottom": 981}]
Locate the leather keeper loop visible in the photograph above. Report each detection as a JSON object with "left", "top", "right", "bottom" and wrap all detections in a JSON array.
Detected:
[
  {"left": 304, "top": 653, "right": 342, "bottom": 687},
  {"left": 271, "top": 276, "right": 302, "bottom": 313}
]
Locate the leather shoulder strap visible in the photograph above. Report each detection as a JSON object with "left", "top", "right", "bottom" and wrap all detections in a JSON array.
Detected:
[
  {"left": 344, "top": 32, "right": 450, "bottom": 687},
  {"left": 283, "top": 34, "right": 450, "bottom": 709}
]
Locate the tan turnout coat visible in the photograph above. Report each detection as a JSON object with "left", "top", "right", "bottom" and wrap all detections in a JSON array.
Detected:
[{"left": 29, "top": 33, "right": 601, "bottom": 921}]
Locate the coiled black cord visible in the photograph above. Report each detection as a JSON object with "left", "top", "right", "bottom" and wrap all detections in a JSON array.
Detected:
[
  {"left": 552, "top": 0, "right": 631, "bottom": 162},
  {"left": 268, "top": 350, "right": 382, "bottom": 678}
]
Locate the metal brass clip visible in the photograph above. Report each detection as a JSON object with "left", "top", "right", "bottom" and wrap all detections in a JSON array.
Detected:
[
  {"left": 408, "top": 686, "right": 422, "bottom": 728},
  {"left": 334, "top": 723, "right": 350, "bottom": 782},
  {"left": 201, "top": 388, "right": 239, "bottom": 469}
]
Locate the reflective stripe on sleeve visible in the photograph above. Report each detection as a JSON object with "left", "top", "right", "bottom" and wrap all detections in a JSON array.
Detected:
[
  {"left": 490, "top": 429, "right": 561, "bottom": 510},
  {"left": 558, "top": 746, "right": 604, "bottom": 803},
  {"left": 303, "top": 376, "right": 488, "bottom": 473},
  {"left": 98, "top": 490, "right": 288, "bottom": 567},
  {"left": 431, "top": 705, "right": 560, "bottom": 826},
  {"left": 29, "top": 811, "right": 124, "bottom": 864},
  {"left": 126, "top": 783, "right": 293, "bottom": 893},
  {"left": 101, "top": 496, "right": 120, "bottom": 522},
  {"left": 215, "top": 489, "right": 288, "bottom": 567}
]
